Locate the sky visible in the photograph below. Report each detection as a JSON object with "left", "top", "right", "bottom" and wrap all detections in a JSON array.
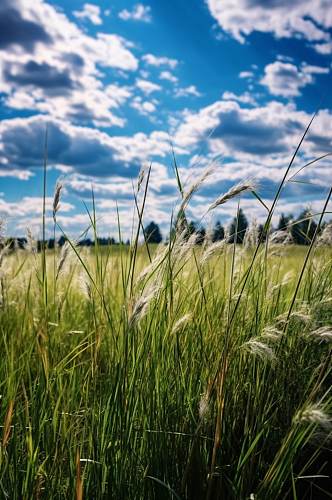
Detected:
[{"left": 0, "top": 0, "right": 332, "bottom": 239}]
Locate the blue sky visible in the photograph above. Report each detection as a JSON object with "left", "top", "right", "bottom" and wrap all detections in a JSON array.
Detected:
[{"left": 0, "top": 0, "right": 332, "bottom": 238}]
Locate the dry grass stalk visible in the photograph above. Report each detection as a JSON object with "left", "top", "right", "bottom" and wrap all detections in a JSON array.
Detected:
[
  {"left": 178, "top": 166, "right": 214, "bottom": 214},
  {"left": 56, "top": 241, "right": 75, "bottom": 280},
  {"left": 2, "top": 399, "right": 14, "bottom": 448},
  {"left": 25, "top": 228, "right": 37, "bottom": 254},
  {"left": 53, "top": 180, "right": 63, "bottom": 221},
  {"left": 207, "top": 180, "right": 256, "bottom": 212},
  {"left": 200, "top": 239, "right": 226, "bottom": 264},
  {"left": 75, "top": 448, "right": 83, "bottom": 500}
]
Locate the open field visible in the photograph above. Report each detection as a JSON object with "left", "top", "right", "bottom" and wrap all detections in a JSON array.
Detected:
[{"left": 0, "top": 238, "right": 331, "bottom": 499}]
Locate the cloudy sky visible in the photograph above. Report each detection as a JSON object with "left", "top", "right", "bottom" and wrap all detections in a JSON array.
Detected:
[{"left": 0, "top": 0, "right": 332, "bottom": 238}]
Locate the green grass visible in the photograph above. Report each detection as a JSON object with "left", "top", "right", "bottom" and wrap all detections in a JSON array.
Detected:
[
  {"left": 0, "top": 240, "right": 331, "bottom": 499},
  {"left": 0, "top": 124, "right": 331, "bottom": 498}
]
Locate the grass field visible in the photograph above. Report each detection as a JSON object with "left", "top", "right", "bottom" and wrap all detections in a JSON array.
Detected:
[
  {"left": 0, "top": 142, "right": 332, "bottom": 499},
  {"left": 0, "top": 231, "right": 331, "bottom": 499}
]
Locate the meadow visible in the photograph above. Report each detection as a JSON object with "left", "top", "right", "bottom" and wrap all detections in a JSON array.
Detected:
[{"left": 0, "top": 153, "right": 332, "bottom": 499}]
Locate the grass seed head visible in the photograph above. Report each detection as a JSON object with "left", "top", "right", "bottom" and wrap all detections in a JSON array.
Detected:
[
  {"left": 294, "top": 403, "right": 331, "bottom": 430},
  {"left": 241, "top": 338, "right": 276, "bottom": 363},
  {"left": 208, "top": 180, "right": 256, "bottom": 212},
  {"left": 53, "top": 180, "right": 63, "bottom": 221}
]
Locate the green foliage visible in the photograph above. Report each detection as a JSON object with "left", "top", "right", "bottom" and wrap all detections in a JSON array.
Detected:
[
  {"left": 228, "top": 208, "right": 249, "bottom": 243},
  {"left": 212, "top": 221, "right": 225, "bottom": 242},
  {"left": 144, "top": 221, "right": 163, "bottom": 244},
  {"left": 291, "top": 209, "right": 318, "bottom": 245}
]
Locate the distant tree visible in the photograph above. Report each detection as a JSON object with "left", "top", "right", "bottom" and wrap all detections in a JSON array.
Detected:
[
  {"left": 229, "top": 208, "right": 248, "bottom": 244},
  {"left": 47, "top": 238, "right": 55, "bottom": 249},
  {"left": 145, "top": 221, "right": 162, "bottom": 244},
  {"left": 58, "top": 235, "right": 67, "bottom": 247},
  {"left": 78, "top": 238, "right": 92, "bottom": 247},
  {"left": 277, "top": 213, "right": 293, "bottom": 231},
  {"left": 212, "top": 221, "right": 225, "bottom": 242},
  {"left": 196, "top": 226, "right": 206, "bottom": 245},
  {"left": 291, "top": 209, "right": 317, "bottom": 245}
]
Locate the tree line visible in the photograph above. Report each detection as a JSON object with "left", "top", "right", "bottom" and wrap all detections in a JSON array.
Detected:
[{"left": 1, "top": 208, "right": 330, "bottom": 250}]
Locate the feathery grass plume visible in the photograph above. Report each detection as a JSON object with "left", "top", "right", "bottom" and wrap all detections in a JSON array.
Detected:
[
  {"left": 269, "top": 229, "right": 293, "bottom": 245},
  {"left": 25, "top": 228, "right": 37, "bottom": 254},
  {"left": 52, "top": 180, "right": 63, "bottom": 222},
  {"left": 0, "top": 218, "right": 5, "bottom": 246},
  {"left": 56, "top": 241, "right": 75, "bottom": 280},
  {"left": 128, "top": 284, "right": 159, "bottom": 327},
  {"left": 171, "top": 313, "right": 192, "bottom": 335},
  {"left": 79, "top": 273, "right": 93, "bottom": 301},
  {"left": 244, "top": 218, "right": 259, "bottom": 249},
  {"left": 199, "top": 389, "right": 210, "bottom": 419},
  {"left": 317, "top": 222, "right": 332, "bottom": 246},
  {"left": 276, "top": 307, "right": 312, "bottom": 326},
  {"left": 241, "top": 338, "right": 276, "bottom": 363},
  {"left": 261, "top": 326, "right": 283, "bottom": 342},
  {"left": 0, "top": 243, "right": 10, "bottom": 268},
  {"left": 268, "top": 271, "right": 294, "bottom": 295},
  {"left": 200, "top": 239, "right": 226, "bottom": 265},
  {"left": 307, "top": 326, "right": 332, "bottom": 342},
  {"left": 178, "top": 166, "right": 214, "bottom": 214},
  {"left": 294, "top": 403, "right": 331, "bottom": 431},
  {"left": 207, "top": 179, "right": 256, "bottom": 212},
  {"left": 136, "top": 243, "right": 167, "bottom": 287},
  {"left": 175, "top": 231, "right": 199, "bottom": 262}
]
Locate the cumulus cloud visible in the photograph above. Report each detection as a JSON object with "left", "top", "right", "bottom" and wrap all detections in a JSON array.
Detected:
[
  {"left": 119, "top": 4, "right": 152, "bottom": 23},
  {"left": 0, "top": 0, "right": 51, "bottom": 51},
  {"left": 159, "top": 71, "right": 178, "bottom": 83},
  {"left": 136, "top": 78, "right": 162, "bottom": 95},
  {"left": 174, "top": 98, "right": 332, "bottom": 161},
  {"left": 222, "top": 91, "right": 257, "bottom": 105},
  {"left": 73, "top": 3, "right": 102, "bottom": 25},
  {"left": 175, "top": 85, "right": 201, "bottom": 98},
  {"left": 130, "top": 96, "right": 157, "bottom": 116},
  {"left": 0, "top": 0, "right": 138, "bottom": 126},
  {"left": 142, "top": 53, "right": 178, "bottom": 69},
  {"left": 0, "top": 115, "right": 181, "bottom": 178},
  {"left": 261, "top": 60, "right": 329, "bottom": 98},
  {"left": 0, "top": 196, "right": 73, "bottom": 217},
  {"left": 206, "top": 0, "right": 332, "bottom": 53}
]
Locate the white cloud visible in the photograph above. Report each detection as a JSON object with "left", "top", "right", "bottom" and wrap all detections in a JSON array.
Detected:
[
  {"left": 175, "top": 85, "right": 201, "bottom": 98},
  {"left": 130, "top": 96, "right": 157, "bottom": 116},
  {"left": 314, "top": 42, "right": 332, "bottom": 54},
  {"left": 222, "top": 91, "right": 256, "bottom": 105},
  {"left": 206, "top": 0, "right": 332, "bottom": 52},
  {"left": 159, "top": 70, "right": 178, "bottom": 83},
  {"left": 0, "top": 196, "right": 73, "bottom": 217},
  {"left": 0, "top": 169, "right": 34, "bottom": 180},
  {"left": 73, "top": 3, "right": 102, "bottom": 25},
  {"left": 239, "top": 71, "right": 254, "bottom": 79},
  {"left": 174, "top": 98, "right": 332, "bottom": 167},
  {"left": 261, "top": 60, "right": 329, "bottom": 98},
  {"left": 136, "top": 78, "right": 162, "bottom": 95},
  {"left": 0, "top": 0, "right": 138, "bottom": 126},
  {"left": 0, "top": 115, "right": 185, "bottom": 178},
  {"left": 119, "top": 4, "right": 152, "bottom": 23},
  {"left": 142, "top": 53, "right": 178, "bottom": 69}
]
